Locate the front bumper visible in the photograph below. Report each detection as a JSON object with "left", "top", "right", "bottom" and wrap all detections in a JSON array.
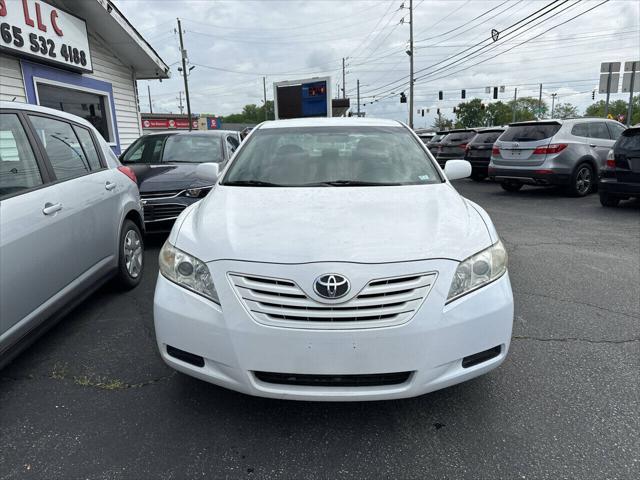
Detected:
[
  {"left": 488, "top": 166, "right": 570, "bottom": 185},
  {"left": 154, "top": 259, "right": 514, "bottom": 401}
]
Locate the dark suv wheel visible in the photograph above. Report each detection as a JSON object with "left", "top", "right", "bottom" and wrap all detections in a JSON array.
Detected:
[
  {"left": 500, "top": 180, "right": 523, "bottom": 192},
  {"left": 567, "top": 163, "right": 594, "bottom": 197},
  {"left": 599, "top": 191, "right": 621, "bottom": 207}
]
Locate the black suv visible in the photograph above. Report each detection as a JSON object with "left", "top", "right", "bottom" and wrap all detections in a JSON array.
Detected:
[
  {"left": 463, "top": 128, "right": 504, "bottom": 181},
  {"left": 435, "top": 129, "right": 478, "bottom": 168},
  {"left": 598, "top": 126, "right": 639, "bottom": 207}
]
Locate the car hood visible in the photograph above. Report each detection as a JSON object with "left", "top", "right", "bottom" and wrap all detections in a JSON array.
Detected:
[
  {"left": 174, "top": 183, "right": 492, "bottom": 263},
  {"left": 136, "top": 164, "right": 213, "bottom": 193}
]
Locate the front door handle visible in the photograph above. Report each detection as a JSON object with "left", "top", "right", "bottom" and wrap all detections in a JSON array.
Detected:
[
  {"left": 42, "top": 202, "right": 63, "bottom": 215},
  {"left": 105, "top": 181, "right": 116, "bottom": 191},
  {"left": 589, "top": 144, "right": 597, "bottom": 148}
]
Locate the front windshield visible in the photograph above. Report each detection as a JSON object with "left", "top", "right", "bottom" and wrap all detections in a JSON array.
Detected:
[
  {"left": 222, "top": 126, "right": 441, "bottom": 187},
  {"left": 162, "top": 134, "right": 224, "bottom": 163}
]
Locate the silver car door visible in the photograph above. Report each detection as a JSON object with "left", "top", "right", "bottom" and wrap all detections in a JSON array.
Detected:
[
  {"left": 0, "top": 112, "right": 73, "bottom": 338},
  {"left": 588, "top": 122, "right": 615, "bottom": 168},
  {"left": 28, "top": 114, "right": 115, "bottom": 282}
]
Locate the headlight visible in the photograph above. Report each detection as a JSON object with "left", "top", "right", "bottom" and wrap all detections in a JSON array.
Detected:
[
  {"left": 159, "top": 240, "right": 219, "bottom": 304},
  {"left": 185, "top": 186, "right": 213, "bottom": 198},
  {"left": 447, "top": 240, "right": 507, "bottom": 303}
]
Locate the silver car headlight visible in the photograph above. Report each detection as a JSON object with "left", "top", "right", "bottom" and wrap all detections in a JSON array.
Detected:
[
  {"left": 447, "top": 240, "right": 508, "bottom": 303},
  {"left": 159, "top": 240, "right": 219, "bottom": 304}
]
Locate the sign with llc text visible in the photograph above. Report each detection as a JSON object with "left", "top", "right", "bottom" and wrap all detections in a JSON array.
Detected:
[{"left": 0, "top": 0, "right": 92, "bottom": 73}]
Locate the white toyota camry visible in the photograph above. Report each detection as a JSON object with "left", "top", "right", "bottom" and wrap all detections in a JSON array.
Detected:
[{"left": 153, "top": 118, "right": 514, "bottom": 401}]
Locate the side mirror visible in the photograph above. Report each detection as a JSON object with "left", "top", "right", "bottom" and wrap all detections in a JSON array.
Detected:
[
  {"left": 444, "top": 159, "right": 472, "bottom": 181},
  {"left": 196, "top": 162, "right": 220, "bottom": 183}
]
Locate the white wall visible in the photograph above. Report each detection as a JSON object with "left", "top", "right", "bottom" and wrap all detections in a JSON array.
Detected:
[
  {"left": 0, "top": 33, "right": 144, "bottom": 151},
  {"left": 0, "top": 54, "right": 27, "bottom": 103}
]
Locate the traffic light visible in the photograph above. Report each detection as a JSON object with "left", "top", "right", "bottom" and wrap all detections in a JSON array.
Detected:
[
  {"left": 493, "top": 87, "right": 498, "bottom": 99},
  {"left": 453, "top": 107, "right": 457, "bottom": 113},
  {"left": 592, "top": 90, "right": 595, "bottom": 100},
  {"left": 437, "top": 108, "right": 440, "bottom": 115},
  {"left": 461, "top": 89, "right": 466, "bottom": 99},
  {"left": 438, "top": 91, "right": 443, "bottom": 100},
  {"left": 400, "top": 92, "right": 407, "bottom": 103},
  {"left": 421, "top": 109, "right": 425, "bottom": 117}
]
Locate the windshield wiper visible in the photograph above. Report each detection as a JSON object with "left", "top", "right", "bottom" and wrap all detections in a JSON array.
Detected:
[
  {"left": 303, "top": 180, "right": 403, "bottom": 186},
  {"left": 223, "top": 180, "right": 283, "bottom": 187}
]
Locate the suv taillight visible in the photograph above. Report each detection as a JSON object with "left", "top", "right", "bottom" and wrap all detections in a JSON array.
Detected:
[
  {"left": 605, "top": 149, "right": 615, "bottom": 169},
  {"left": 533, "top": 144, "right": 568, "bottom": 155},
  {"left": 459, "top": 143, "right": 468, "bottom": 150},
  {"left": 118, "top": 166, "right": 137, "bottom": 183},
  {"left": 491, "top": 146, "right": 500, "bottom": 155}
]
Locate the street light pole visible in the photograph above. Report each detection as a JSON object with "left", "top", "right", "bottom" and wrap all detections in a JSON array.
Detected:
[
  {"left": 263, "top": 76, "right": 268, "bottom": 121},
  {"left": 177, "top": 18, "right": 193, "bottom": 131},
  {"left": 147, "top": 85, "right": 153, "bottom": 114},
  {"left": 342, "top": 58, "right": 346, "bottom": 99},
  {"left": 512, "top": 87, "right": 518, "bottom": 123},
  {"left": 357, "top": 79, "right": 360, "bottom": 116},
  {"left": 551, "top": 93, "right": 558, "bottom": 118},
  {"left": 408, "top": 0, "right": 414, "bottom": 129},
  {"left": 626, "top": 61, "right": 636, "bottom": 127}
]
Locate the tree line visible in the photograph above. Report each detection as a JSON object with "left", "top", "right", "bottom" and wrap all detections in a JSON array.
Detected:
[{"left": 433, "top": 96, "right": 639, "bottom": 130}]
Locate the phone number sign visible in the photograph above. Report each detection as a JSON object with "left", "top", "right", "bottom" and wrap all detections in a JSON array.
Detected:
[{"left": 0, "top": 0, "right": 92, "bottom": 73}]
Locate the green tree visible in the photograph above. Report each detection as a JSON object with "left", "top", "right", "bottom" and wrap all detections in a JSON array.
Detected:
[
  {"left": 552, "top": 102, "right": 579, "bottom": 119},
  {"left": 508, "top": 97, "right": 548, "bottom": 122},
  {"left": 584, "top": 96, "right": 639, "bottom": 124},
  {"left": 485, "top": 101, "right": 512, "bottom": 126},
  {"left": 453, "top": 99, "right": 485, "bottom": 128},
  {"left": 432, "top": 115, "right": 453, "bottom": 130},
  {"left": 223, "top": 101, "right": 275, "bottom": 124}
]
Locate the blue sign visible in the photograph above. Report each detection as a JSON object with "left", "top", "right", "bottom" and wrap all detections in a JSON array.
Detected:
[
  {"left": 302, "top": 81, "right": 328, "bottom": 117},
  {"left": 207, "top": 117, "right": 222, "bottom": 129}
]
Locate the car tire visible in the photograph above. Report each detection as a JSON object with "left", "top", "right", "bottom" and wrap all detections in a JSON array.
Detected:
[
  {"left": 500, "top": 181, "right": 523, "bottom": 192},
  {"left": 115, "top": 219, "right": 144, "bottom": 290},
  {"left": 471, "top": 172, "right": 486, "bottom": 182},
  {"left": 599, "top": 191, "right": 620, "bottom": 207},
  {"left": 567, "top": 163, "right": 594, "bottom": 197}
]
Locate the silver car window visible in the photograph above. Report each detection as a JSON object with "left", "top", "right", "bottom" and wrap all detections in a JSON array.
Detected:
[
  {"left": 606, "top": 122, "right": 626, "bottom": 140},
  {"left": 571, "top": 123, "right": 589, "bottom": 138},
  {"left": 73, "top": 126, "right": 102, "bottom": 170},
  {"left": 29, "top": 115, "right": 90, "bottom": 181},
  {"left": 0, "top": 113, "right": 43, "bottom": 197},
  {"left": 588, "top": 122, "right": 611, "bottom": 140}
]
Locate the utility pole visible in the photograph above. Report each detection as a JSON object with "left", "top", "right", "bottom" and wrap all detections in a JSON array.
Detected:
[
  {"left": 177, "top": 91, "right": 184, "bottom": 114},
  {"left": 342, "top": 58, "right": 346, "bottom": 99},
  {"left": 263, "top": 76, "right": 268, "bottom": 121},
  {"left": 626, "top": 61, "right": 636, "bottom": 127},
  {"left": 538, "top": 83, "right": 543, "bottom": 118},
  {"left": 512, "top": 87, "right": 518, "bottom": 123},
  {"left": 408, "top": 0, "right": 414, "bottom": 129},
  {"left": 604, "top": 63, "right": 613, "bottom": 118},
  {"left": 551, "top": 93, "right": 558, "bottom": 118},
  {"left": 147, "top": 85, "right": 153, "bottom": 114},
  {"left": 177, "top": 18, "right": 193, "bottom": 131},
  {"left": 357, "top": 79, "right": 360, "bottom": 116}
]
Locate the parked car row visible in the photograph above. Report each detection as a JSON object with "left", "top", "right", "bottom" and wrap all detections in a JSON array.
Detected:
[{"left": 416, "top": 117, "right": 637, "bottom": 205}]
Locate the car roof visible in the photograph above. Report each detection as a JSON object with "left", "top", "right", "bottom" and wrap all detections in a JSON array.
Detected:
[
  {"left": 258, "top": 117, "right": 403, "bottom": 129},
  {"left": 0, "top": 101, "right": 97, "bottom": 130},
  {"left": 443, "top": 128, "right": 477, "bottom": 134}
]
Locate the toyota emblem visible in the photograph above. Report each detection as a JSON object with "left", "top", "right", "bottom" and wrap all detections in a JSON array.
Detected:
[{"left": 314, "top": 274, "right": 350, "bottom": 299}]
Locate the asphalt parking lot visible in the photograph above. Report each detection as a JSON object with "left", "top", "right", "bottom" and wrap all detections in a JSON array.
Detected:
[{"left": 1, "top": 180, "right": 638, "bottom": 480}]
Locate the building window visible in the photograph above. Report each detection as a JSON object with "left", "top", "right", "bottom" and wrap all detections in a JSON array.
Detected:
[{"left": 36, "top": 83, "right": 112, "bottom": 143}]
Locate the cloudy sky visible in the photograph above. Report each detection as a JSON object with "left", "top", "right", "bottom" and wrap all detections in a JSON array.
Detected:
[{"left": 116, "top": 0, "right": 639, "bottom": 126}]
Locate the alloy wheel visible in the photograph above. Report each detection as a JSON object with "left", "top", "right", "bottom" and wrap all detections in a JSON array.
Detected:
[
  {"left": 124, "top": 229, "right": 143, "bottom": 278},
  {"left": 575, "top": 166, "right": 592, "bottom": 195}
]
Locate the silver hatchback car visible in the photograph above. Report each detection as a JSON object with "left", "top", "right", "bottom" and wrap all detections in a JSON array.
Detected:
[
  {"left": 0, "top": 102, "right": 145, "bottom": 367},
  {"left": 489, "top": 118, "right": 626, "bottom": 196}
]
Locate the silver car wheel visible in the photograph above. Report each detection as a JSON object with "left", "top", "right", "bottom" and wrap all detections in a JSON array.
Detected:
[
  {"left": 575, "top": 166, "right": 592, "bottom": 195},
  {"left": 124, "top": 229, "right": 143, "bottom": 278}
]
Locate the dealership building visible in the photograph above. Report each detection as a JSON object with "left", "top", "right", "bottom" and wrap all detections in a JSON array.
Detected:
[{"left": 0, "top": 0, "right": 169, "bottom": 154}]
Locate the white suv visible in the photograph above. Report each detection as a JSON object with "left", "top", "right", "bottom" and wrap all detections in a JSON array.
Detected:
[{"left": 153, "top": 118, "right": 514, "bottom": 401}]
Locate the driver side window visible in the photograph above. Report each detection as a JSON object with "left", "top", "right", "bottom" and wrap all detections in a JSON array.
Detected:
[{"left": 122, "top": 135, "right": 168, "bottom": 164}]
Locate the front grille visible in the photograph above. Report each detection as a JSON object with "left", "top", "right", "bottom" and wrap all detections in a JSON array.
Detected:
[
  {"left": 141, "top": 189, "right": 183, "bottom": 199},
  {"left": 143, "top": 203, "right": 186, "bottom": 222},
  {"left": 230, "top": 272, "right": 436, "bottom": 329},
  {"left": 254, "top": 371, "right": 412, "bottom": 387}
]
